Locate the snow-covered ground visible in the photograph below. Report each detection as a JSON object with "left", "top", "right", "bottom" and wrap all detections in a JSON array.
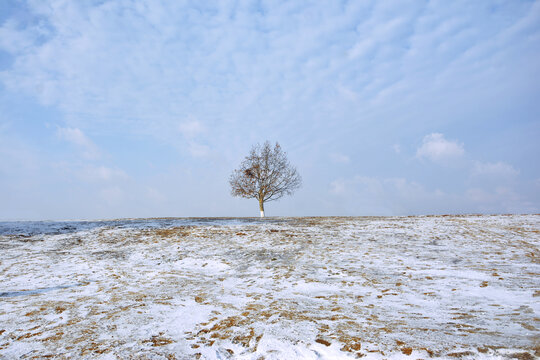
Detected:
[{"left": 0, "top": 215, "right": 538, "bottom": 359}]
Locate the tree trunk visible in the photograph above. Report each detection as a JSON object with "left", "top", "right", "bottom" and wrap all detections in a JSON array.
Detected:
[{"left": 259, "top": 198, "right": 265, "bottom": 218}]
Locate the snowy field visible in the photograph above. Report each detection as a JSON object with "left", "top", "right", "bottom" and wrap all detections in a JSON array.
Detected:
[{"left": 0, "top": 215, "right": 539, "bottom": 359}]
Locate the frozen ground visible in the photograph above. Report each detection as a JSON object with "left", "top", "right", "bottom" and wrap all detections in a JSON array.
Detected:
[{"left": 0, "top": 215, "right": 539, "bottom": 359}]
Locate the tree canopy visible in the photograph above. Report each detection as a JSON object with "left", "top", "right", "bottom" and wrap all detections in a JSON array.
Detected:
[{"left": 229, "top": 141, "right": 301, "bottom": 217}]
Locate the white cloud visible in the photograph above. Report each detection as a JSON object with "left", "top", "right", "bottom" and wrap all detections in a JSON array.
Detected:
[
  {"left": 329, "top": 153, "right": 350, "bottom": 164},
  {"left": 392, "top": 144, "right": 401, "bottom": 154},
  {"left": 329, "top": 175, "right": 449, "bottom": 215},
  {"left": 416, "top": 133, "right": 464, "bottom": 163},
  {"left": 146, "top": 187, "right": 166, "bottom": 203},
  {"left": 465, "top": 186, "right": 536, "bottom": 214},
  {"left": 187, "top": 142, "right": 210, "bottom": 158},
  {"left": 348, "top": 38, "right": 375, "bottom": 60},
  {"left": 329, "top": 179, "right": 347, "bottom": 196},
  {"left": 78, "top": 165, "right": 128, "bottom": 183},
  {"left": 330, "top": 173, "right": 537, "bottom": 215},
  {"left": 0, "top": 19, "right": 35, "bottom": 53},
  {"left": 0, "top": 125, "right": 38, "bottom": 175},
  {"left": 57, "top": 127, "right": 100, "bottom": 160},
  {"left": 472, "top": 161, "right": 519, "bottom": 178},
  {"left": 178, "top": 119, "right": 205, "bottom": 139},
  {"left": 99, "top": 186, "right": 125, "bottom": 207}
]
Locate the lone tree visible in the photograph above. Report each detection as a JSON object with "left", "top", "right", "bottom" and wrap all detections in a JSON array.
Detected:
[{"left": 230, "top": 141, "right": 302, "bottom": 217}]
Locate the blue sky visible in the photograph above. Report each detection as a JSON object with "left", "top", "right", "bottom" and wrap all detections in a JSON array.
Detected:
[{"left": 1, "top": 0, "right": 539, "bottom": 220}]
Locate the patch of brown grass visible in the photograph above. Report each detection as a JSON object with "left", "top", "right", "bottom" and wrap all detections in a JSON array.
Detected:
[
  {"left": 447, "top": 351, "right": 476, "bottom": 358},
  {"left": 149, "top": 227, "right": 191, "bottom": 238},
  {"left": 315, "top": 338, "right": 331, "bottom": 346},
  {"left": 143, "top": 334, "right": 174, "bottom": 347},
  {"left": 232, "top": 328, "right": 261, "bottom": 348},
  {"left": 339, "top": 335, "right": 362, "bottom": 353},
  {"left": 24, "top": 310, "right": 41, "bottom": 317},
  {"left": 401, "top": 347, "right": 412, "bottom": 355},
  {"left": 80, "top": 342, "right": 111, "bottom": 355},
  {"left": 41, "top": 331, "right": 64, "bottom": 342},
  {"left": 16, "top": 331, "right": 43, "bottom": 341},
  {"left": 508, "top": 353, "right": 535, "bottom": 360}
]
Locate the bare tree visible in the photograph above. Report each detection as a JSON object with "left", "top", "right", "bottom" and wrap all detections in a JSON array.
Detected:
[{"left": 230, "top": 141, "right": 302, "bottom": 217}]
